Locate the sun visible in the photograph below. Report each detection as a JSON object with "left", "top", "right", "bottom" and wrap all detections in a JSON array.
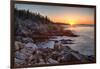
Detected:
[
  {"left": 70, "top": 21, "right": 75, "bottom": 25},
  {"left": 68, "top": 20, "right": 76, "bottom": 26}
]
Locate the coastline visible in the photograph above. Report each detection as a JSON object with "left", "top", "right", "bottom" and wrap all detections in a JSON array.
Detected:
[{"left": 15, "top": 31, "right": 95, "bottom": 67}]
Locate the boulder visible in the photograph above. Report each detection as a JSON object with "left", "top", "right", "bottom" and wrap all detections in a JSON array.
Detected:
[
  {"left": 15, "top": 58, "right": 26, "bottom": 66},
  {"left": 47, "top": 58, "right": 59, "bottom": 64},
  {"left": 15, "top": 51, "right": 27, "bottom": 60},
  {"left": 15, "top": 51, "right": 28, "bottom": 66},
  {"left": 15, "top": 41, "right": 24, "bottom": 51},
  {"left": 25, "top": 42, "right": 38, "bottom": 54}
]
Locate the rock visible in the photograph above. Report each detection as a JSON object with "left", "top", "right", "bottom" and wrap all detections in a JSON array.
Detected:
[
  {"left": 60, "top": 39, "right": 74, "bottom": 44},
  {"left": 87, "top": 55, "right": 96, "bottom": 62},
  {"left": 15, "top": 58, "right": 26, "bottom": 66},
  {"left": 54, "top": 41, "right": 62, "bottom": 51},
  {"left": 20, "top": 48, "right": 27, "bottom": 54},
  {"left": 38, "top": 58, "right": 45, "bottom": 64},
  {"left": 15, "top": 51, "right": 28, "bottom": 66},
  {"left": 22, "top": 37, "right": 33, "bottom": 43},
  {"left": 15, "top": 41, "right": 24, "bottom": 51},
  {"left": 25, "top": 42, "right": 38, "bottom": 54},
  {"left": 21, "top": 29, "right": 29, "bottom": 36},
  {"left": 15, "top": 51, "right": 27, "bottom": 60},
  {"left": 27, "top": 54, "right": 36, "bottom": 64},
  {"left": 15, "top": 36, "right": 22, "bottom": 42},
  {"left": 36, "top": 50, "right": 42, "bottom": 55},
  {"left": 28, "top": 54, "right": 38, "bottom": 64},
  {"left": 63, "top": 30, "right": 78, "bottom": 37},
  {"left": 51, "top": 51, "right": 61, "bottom": 60},
  {"left": 48, "top": 58, "right": 59, "bottom": 64}
]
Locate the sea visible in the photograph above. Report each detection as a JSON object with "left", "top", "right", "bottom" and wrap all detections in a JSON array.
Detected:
[{"left": 65, "top": 25, "right": 95, "bottom": 56}]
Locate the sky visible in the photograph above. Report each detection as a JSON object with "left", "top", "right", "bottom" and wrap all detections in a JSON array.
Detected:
[{"left": 15, "top": 3, "right": 95, "bottom": 24}]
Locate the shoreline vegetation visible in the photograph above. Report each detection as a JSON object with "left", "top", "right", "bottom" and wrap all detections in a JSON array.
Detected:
[{"left": 14, "top": 8, "right": 95, "bottom": 67}]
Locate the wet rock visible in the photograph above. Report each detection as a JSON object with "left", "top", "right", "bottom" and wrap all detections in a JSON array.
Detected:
[{"left": 60, "top": 39, "right": 74, "bottom": 44}]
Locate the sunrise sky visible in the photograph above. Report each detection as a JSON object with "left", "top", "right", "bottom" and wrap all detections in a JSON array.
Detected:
[{"left": 15, "top": 4, "right": 95, "bottom": 25}]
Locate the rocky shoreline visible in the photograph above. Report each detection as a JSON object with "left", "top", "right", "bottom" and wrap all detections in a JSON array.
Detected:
[{"left": 14, "top": 36, "right": 95, "bottom": 67}]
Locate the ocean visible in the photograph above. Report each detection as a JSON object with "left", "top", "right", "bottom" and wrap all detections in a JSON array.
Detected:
[{"left": 64, "top": 25, "right": 95, "bottom": 56}]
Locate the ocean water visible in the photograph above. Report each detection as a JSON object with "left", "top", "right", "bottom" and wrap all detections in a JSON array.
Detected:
[{"left": 64, "top": 26, "right": 95, "bottom": 56}]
